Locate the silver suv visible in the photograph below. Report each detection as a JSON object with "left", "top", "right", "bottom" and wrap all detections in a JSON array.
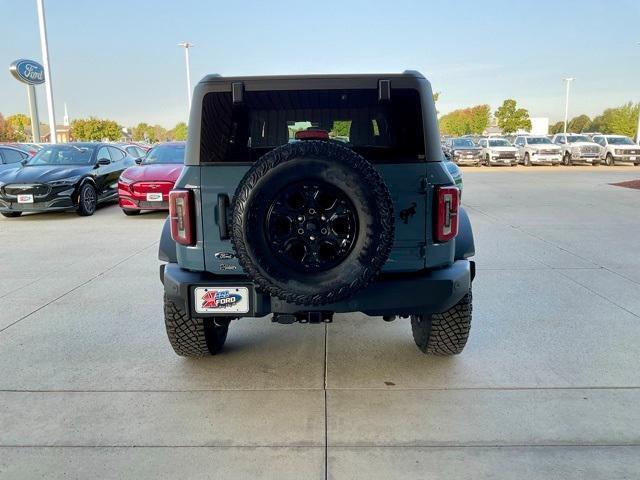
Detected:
[
  {"left": 591, "top": 135, "right": 640, "bottom": 166},
  {"left": 551, "top": 133, "right": 601, "bottom": 166},
  {"left": 477, "top": 137, "right": 518, "bottom": 166},
  {"left": 513, "top": 135, "right": 562, "bottom": 166}
]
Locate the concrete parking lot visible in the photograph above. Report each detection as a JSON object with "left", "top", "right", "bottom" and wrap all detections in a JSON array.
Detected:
[{"left": 1, "top": 167, "right": 640, "bottom": 479}]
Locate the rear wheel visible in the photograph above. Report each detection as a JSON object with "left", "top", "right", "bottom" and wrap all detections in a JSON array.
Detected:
[
  {"left": 1, "top": 211, "right": 22, "bottom": 218},
  {"left": 606, "top": 153, "right": 614, "bottom": 166},
  {"left": 411, "top": 291, "right": 472, "bottom": 355},
  {"left": 77, "top": 183, "right": 97, "bottom": 216},
  {"left": 122, "top": 209, "right": 141, "bottom": 216},
  {"left": 164, "top": 295, "right": 229, "bottom": 357}
]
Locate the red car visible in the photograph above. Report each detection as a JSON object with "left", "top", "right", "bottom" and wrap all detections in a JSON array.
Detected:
[{"left": 118, "top": 142, "right": 185, "bottom": 215}]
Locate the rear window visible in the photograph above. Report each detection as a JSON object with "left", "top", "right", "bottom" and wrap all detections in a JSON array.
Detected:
[
  {"left": 452, "top": 139, "right": 475, "bottom": 148},
  {"left": 200, "top": 88, "right": 425, "bottom": 163},
  {"left": 143, "top": 144, "right": 186, "bottom": 164}
]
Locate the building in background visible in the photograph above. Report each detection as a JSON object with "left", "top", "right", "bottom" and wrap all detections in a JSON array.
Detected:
[
  {"left": 39, "top": 124, "right": 70, "bottom": 142},
  {"left": 528, "top": 117, "right": 549, "bottom": 135}
]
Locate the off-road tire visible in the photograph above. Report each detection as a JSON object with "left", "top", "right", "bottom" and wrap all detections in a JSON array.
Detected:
[
  {"left": 122, "top": 209, "right": 141, "bottom": 216},
  {"left": 606, "top": 153, "right": 614, "bottom": 167},
  {"left": 231, "top": 140, "right": 394, "bottom": 305},
  {"left": 485, "top": 154, "right": 491, "bottom": 167},
  {"left": 1, "top": 211, "right": 22, "bottom": 218},
  {"left": 164, "top": 295, "right": 228, "bottom": 357},
  {"left": 563, "top": 153, "right": 572, "bottom": 166},
  {"left": 411, "top": 291, "right": 472, "bottom": 355},
  {"left": 523, "top": 153, "right": 531, "bottom": 166},
  {"left": 76, "top": 183, "right": 97, "bottom": 216}
]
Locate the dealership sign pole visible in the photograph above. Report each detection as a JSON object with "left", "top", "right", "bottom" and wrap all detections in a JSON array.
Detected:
[
  {"left": 36, "top": 0, "right": 57, "bottom": 144},
  {"left": 9, "top": 59, "right": 45, "bottom": 142}
]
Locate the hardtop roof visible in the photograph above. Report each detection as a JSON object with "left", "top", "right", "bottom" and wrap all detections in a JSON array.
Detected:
[{"left": 198, "top": 70, "right": 426, "bottom": 85}]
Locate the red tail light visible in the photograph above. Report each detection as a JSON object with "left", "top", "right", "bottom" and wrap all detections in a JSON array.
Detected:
[
  {"left": 169, "top": 190, "right": 194, "bottom": 246},
  {"left": 435, "top": 186, "right": 459, "bottom": 242}
]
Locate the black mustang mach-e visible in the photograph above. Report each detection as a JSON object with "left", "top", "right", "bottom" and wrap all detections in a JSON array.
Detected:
[{"left": 0, "top": 142, "right": 136, "bottom": 218}]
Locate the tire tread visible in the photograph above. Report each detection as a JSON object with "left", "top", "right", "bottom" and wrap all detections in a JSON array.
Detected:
[
  {"left": 163, "top": 295, "right": 228, "bottom": 357},
  {"left": 411, "top": 291, "right": 472, "bottom": 355}
]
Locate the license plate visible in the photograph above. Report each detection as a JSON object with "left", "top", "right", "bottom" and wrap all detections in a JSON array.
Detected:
[
  {"left": 630, "top": 157, "right": 636, "bottom": 161},
  {"left": 17, "top": 194, "right": 33, "bottom": 203},
  {"left": 194, "top": 287, "right": 250, "bottom": 314},
  {"left": 146, "top": 192, "right": 163, "bottom": 202}
]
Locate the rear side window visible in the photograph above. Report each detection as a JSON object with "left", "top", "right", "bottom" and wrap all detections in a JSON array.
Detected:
[
  {"left": 200, "top": 88, "right": 425, "bottom": 163},
  {"left": 1, "top": 148, "right": 27, "bottom": 164},
  {"left": 107, "top": 147, "right": 126, "bottom": 161}
]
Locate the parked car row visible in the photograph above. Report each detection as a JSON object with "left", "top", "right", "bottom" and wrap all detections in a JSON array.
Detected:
[
  {"left": 443, "top": 134, "right": 640, "bottom": 167},
  {"left": 0, "top": 141, "right": 184, "bottom": 218}
]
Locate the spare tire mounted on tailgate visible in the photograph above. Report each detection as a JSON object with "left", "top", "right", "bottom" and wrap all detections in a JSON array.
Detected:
[{"left": 230, "top": 140, "right": 394, "bottom": 305}]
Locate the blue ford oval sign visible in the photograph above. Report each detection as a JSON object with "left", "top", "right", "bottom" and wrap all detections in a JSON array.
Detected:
[{"left": 9, "top": 59, "right": 45, "bottom": 85}]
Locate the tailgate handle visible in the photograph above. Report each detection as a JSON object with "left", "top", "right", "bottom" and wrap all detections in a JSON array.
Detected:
[{"left": 217, "top": 194, "right": 230, "bottom": 240}]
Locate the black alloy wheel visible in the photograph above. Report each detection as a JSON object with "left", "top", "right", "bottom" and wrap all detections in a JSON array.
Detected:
[
  {"left": 265, "top": 181, "right": 358, "bottom": 273},
  {"left": 77, "top": 183, "right": 97, "bottom": 216}
]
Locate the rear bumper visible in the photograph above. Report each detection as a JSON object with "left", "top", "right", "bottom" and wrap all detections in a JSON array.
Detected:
[{"left": 161, "top": 260, "right": 474, "bottom": 318}]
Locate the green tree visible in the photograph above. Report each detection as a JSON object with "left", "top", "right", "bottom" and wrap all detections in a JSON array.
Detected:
[
  {"left": 439, "top": 104, "right": 490, "bottom": 136},
  {"left": 70, "top": 117, "right": 121, "bottom": 141},
  {"left": 0, "top": 113, "right": 10, "bottom": 141},
  {"left": 6, "top": 114, "right": 31, "bottom": 141},
  {"left": 131, "top": 122, "right": 150, "bottom": 141},
  {"left": 588, "top": 115, "right": 605, "bottom": 133},
  {"left": 131, "top": 122, "right": 168, "bottom": 142},
  {"left": 467, "top": 105, "right": 490, "bottom": 134},
  {"left": 331, "top": 120, "right": 350, "bottom": 137},
  {"left": 568, "top": 114, "right": 591, "bottom": 133},
  {"left": 597, "top": 102, "right": 639, "bottom": 137},
  {"left": 170, "top": 122, "right": 188, "bottom": 140},
  {"left": 549, "top": 121, "right": 565, "bottom": 134},
  {"left": 494, "top": 99, "right": 532, "bottom": 134}
]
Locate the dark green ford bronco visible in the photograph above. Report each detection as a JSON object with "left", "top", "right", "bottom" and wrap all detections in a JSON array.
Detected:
[{"left": 159, "top": 71, "right": 475, "bottom": 357}]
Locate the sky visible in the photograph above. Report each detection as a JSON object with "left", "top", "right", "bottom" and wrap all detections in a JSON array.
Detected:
[{"left": 1, "top": 0, "right": 639, "bottom": 129}]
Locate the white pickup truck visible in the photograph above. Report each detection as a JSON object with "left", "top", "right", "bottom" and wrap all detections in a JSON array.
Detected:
[
  {"left": 551, "top": 134, "right": 601, "bottom": 166},
  {"left": 591, "top": 135, "right": 640, "bottom": 166}
]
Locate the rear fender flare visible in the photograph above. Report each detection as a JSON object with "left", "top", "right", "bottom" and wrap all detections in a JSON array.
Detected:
[
  {"left": 455, "top": 207, "right": 475, "bottom": 260},
  {"left": 159, "top": 217, "right": 177, "bottom": 263}
]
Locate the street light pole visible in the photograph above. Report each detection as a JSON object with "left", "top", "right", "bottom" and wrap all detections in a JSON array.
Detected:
[
  {"left": 636, "top": 43, "right": 640, "bottom": 144},
  {"left": 36, "top": 0, "right": 57, "bottom": 144},
  {"left": 563, "top": 77, "right": 574, "bottom": 136},
  {"left": 178, "top": 42, "right": 194, "bottom": 116}
]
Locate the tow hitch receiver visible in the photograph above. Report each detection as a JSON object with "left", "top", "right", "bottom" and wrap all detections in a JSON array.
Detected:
[{"left": 272, "top": 312, "right": 334, "bottom": 324}]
